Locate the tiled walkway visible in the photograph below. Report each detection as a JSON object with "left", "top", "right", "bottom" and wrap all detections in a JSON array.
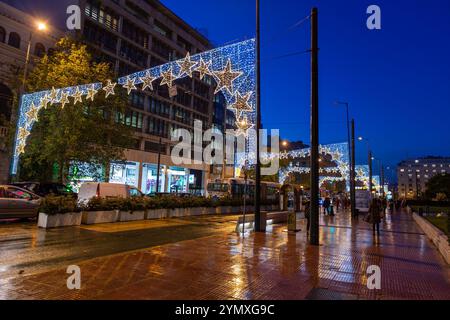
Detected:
[{"left": 0, "top": 210, "right": 449, "bottom": 300}]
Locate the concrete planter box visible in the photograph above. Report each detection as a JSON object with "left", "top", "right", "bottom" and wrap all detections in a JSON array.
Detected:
[
  {"left": 167, "top": 208, "right": 183, "bottom": 218},
  {"left": 146, "top": 208, "right": 168, "bottom": 220},
  {"left": 413, "top": 213, "right": 450, "bottom": 264},
  {"left": 82, "top": 210, "right": 119, "bottom": 225},
  {"left": 206, "top": 207, "right": 217, "bottom": 215},
  {"left": 190, "top": 207, "right": 207, "bottom": 216},
  {"left": 119, "top": 210, "right": 145, "bottom": 222},
  {"left": 38, "top": 212, "right": 82, "bottom": 229}
]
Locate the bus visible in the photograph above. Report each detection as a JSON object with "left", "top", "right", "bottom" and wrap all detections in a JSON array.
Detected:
[{"left": 206, "top": 178, "right": 280, "bottom": 203}]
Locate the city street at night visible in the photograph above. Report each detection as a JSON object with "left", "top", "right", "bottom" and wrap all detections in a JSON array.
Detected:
[{"left": 1, "top": 210, "right": 449, "bottom": 300}]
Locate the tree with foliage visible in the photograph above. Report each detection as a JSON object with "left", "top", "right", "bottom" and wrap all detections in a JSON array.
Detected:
[
  {"left": 425, "top": 174, "right": 450, "bottom": 201},
  {"left": 19, "top": 37, "right": 134, "bottom": 183}
]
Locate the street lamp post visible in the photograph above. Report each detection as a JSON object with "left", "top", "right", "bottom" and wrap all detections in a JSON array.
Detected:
[
  {"left": 254, "top": 0, "right": 263, "bottom": 232},
  {"left": 310, "top": 7, "right": 320, "bottom": 246},
  {"left": 22, "top": 21, "right": 47, "bottom": 93},
  {"left": 335, "top": 101, "right": 353, "bottom": 214},
  {"left": 358, "top": 137, "right": 372, "bottom": 195}
]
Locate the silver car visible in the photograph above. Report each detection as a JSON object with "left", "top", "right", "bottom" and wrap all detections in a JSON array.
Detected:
[{"left": 0, "top": 185, "right": 41, "bottom": 219}]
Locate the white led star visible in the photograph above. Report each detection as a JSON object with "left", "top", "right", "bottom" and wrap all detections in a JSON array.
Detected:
[
  {"left": 17, "top": 127, "right": 30, "bottom": 141},
  {"left": 123, "top": 77, "right": 137, "bottom": 95},
  {"left": 176, "top": 52, "right": 196, "bottom": 78},
  {"left": 16, "top": 141, "right": 26, "bottom": 155},
  {"left": 86, "top": 85, "right": 99, "bottom": 101},
  {"left": 195, "top": 57, "right": 212, "bottom": 80},
  {"left": 59, "top": 91, "right": 70, "bottom": 108},
  {"left": 25, "top": 102, "right": 39, "bottom": 123},
  {"left": 229, "top": 91, "right": 253, "bottom": 117},
  {"left": 39, "top": 95, "right": 51, "bottom": 109},
  {"left": 212, "top": 59, "right": 243, "bottom": 95},
  {"left": 103, "top": 80, "right": 116, "bottom": 98},
  {"left": 139, "top": 72, "right": 156, "bottom": 91},
  {"left": 160, "top": 67, "right": 176, "bottom": 89},
  {"left": 235, "top": 115, "right": 254, "bottom": 137},
  {"left": 72, "top": 87, "right": 83, "bottom": 105},
  {"left": 48, "top": 87, "right": 59, "bottom": 105}
]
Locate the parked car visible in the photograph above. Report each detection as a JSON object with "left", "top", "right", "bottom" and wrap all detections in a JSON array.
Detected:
[
  {"left": 77, "top": 182, "right": 144, "bottom": 204},
  {"left": 0, "top": 185, "right": 41, "bottom": 219},
  {"left": 11, "top": 182, "right": 76, "bottom": 198}
]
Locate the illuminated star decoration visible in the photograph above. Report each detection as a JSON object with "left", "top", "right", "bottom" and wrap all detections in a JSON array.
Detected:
[
  {"left": 212, "top": 59, "right": 243, "bottom": 95},
  {"left": 236, "top": 115, "right": 254, "bottom": 137},
  {"left": 176, "top": 52, "right": 196, "bottom": 78},
  {"left": 195, "top": 57, "right": 211, "bottom": 80},
  {"left": 25, "top": 102, "right": 40, "bottom": 124},
  {"left": 103, "top": 80, "right": 116, "bottom": 98},
  {"left": 59, "top": 91, "right": 70, "bottom": 108},
  {"left": 39, "top": 95, "right": 51, "bottom": 109},
  {"left": 160, "top": 67, "right": 176, "bottom": 88},
  {"left": 72, "top": 87, "right": 83, "bottom": 105},
  {"left": 331, "top": 150, "right": 342, "bottom": 162},
  {"left": 229, "top": 91, "right": 253, "bottom": 117},
  {"left": 48, "top": 87, "right": 59, "bottom": 105},
  {"left": 17, "top": 127, "right": 30, "bottom": 141},
  {"left": 123, "top": 77, "right": 137, "bottom": 95},
  {"left": 86, "top": 85, "right": 99, "bottom": 101},
  {"left": 16, "top": 141, "right": 26, "bottom": 155},
  {"left": 139, "top": 72, "right": 156, "bottom": 91}
]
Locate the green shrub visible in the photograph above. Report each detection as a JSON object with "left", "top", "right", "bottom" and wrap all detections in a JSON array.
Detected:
[{"left": 39, "top": 196, "right": 79, "bottom": 215}]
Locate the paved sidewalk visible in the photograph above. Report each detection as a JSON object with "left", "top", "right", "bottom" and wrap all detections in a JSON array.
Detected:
[{"left": 0, "top": 210, "right": 449, "bottom": 300}]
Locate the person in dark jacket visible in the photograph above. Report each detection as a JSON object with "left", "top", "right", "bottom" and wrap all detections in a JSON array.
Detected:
[
  {"left": 323, "top": 197, "right": 331, "bottom": 215},
  {"left": 368, "top": 198, "right": 382, "bottom": 235},
  {"left": 304, "top": 201, "right": 311, "bottom": 233}
]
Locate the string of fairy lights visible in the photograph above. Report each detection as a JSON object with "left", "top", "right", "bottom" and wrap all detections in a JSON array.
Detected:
[
  {"left": 277, "top": 142, "right": 350, "bottom": 186},
  {"left": 11, "top": 39, "right": 257, "bottom": 175}
]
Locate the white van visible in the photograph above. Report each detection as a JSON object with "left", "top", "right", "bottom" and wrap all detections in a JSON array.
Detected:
[{"left": 77, "top": 182, "right": 144, "bottom": 204}]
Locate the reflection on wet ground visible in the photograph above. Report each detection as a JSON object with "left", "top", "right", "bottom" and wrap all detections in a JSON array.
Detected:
[{"left": 0, "top": 210, "right": 449, "bottom": 300}]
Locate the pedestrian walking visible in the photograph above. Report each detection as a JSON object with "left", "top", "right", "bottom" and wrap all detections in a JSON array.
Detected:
[
  {"left": 365, "top": 198, "right": 382, "bottom": 235},
  {"left": 304, "top": 201, "right": 311, "bottom": 233}
]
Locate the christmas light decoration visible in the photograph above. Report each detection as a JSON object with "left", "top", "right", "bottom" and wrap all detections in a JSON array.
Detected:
[
  {"left": 160, "top": 67, "right": 176, "bottom": 89},
  {"left": 139, "top": 71, "right": 156, "bottom": 91},
  {"left": 103, "top": 80, "right": 116, "bottom": 98},
  {"left": 72, "top": 87, "right": 83, "bottom": 105},
  {"left": 229, "top": 91, "right": 253, "bottom": 117},
  {"left": 11, "top": 39, "right": 257, "bottom": 175},
  {"left": 122, "top": 77, "right": 137, "bottom": 95},
  {"left": 176, "top": 52, "right": 196, "bottom": 78},
  {"left": 195, "top": 57, "right": 212, "bottom": 80},
  {"left": 86, "top": 84, "right": 98, "bottom": 101},
  {"left": 59, "top": 91, "right": 70, "bottom": 108},
  {"left": 212, "top": 59, "right": 243, "bottom": 95}
]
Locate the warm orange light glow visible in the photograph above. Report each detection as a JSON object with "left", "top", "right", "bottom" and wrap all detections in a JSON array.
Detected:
[{"left": 37, "top": 21, "right": 47, "bottom": 31}]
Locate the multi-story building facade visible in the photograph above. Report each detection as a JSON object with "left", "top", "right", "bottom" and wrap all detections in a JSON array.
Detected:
[
  {"left": 0, "top": 1, "right": 63, "bottom": 183},
  {"left": 397, "top": 157, "right": 450, "bottom": 199},
  {"left": 77, "top": 0, "right": 230, "bottom": 194}
]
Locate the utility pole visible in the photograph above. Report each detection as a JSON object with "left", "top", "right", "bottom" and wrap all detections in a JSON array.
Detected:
[
  {"left": 155, "top": 137, "right": 162, "bottom": 194},
  {"left": 310, "top": 7, "right": 320, "bottom": 245},
  {"left": 380, "top": 163, "right": 385, "bottom": 197},
  {"left": 254, "top": 0, "right": 263, "bottom": 231},
  {"left": 368, "top": 150, "right": 373, "bottom": 196},
  {"left": 351, "top": 119, "right": 356, "bottom": 218}
]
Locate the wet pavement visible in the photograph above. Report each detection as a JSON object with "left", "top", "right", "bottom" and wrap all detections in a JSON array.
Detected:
[{"left": 0, "top": 210, "right": 449, "bottom": 300}]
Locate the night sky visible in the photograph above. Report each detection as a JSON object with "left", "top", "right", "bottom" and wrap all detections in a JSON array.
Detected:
[{"left": 5, "top": 0, "right": 450, "bottom": 178}]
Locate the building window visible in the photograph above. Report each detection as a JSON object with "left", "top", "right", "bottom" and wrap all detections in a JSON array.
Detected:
[
  {"left": 34, "top": 43, "right": 46, "bottom": 57},
  {"left": 152, "top": 38, "right": 173, "bottom": 61},
  {"left": 0, "top": 27, "right": 5, "bottom": 43},
  {"left": 153, "top": 20, "right": 172, "bottom": 39},
  {"left": 8, "top": 32, "right": 21, "bottom": 49},
  {"left": 129, "top": 92, "right": 145, "bottom": 110},
  {"left": 85, "top": 1, "right": 118, "bottom": 31}
]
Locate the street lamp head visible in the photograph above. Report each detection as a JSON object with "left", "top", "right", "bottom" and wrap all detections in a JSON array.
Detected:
[
  {"left": 358, "top": 136, "right": 363, "bottom": 141},
  {"left": 282, "top": 141, "right": 288, "bottom": 147},
  {"left": 36, "top": 21, "right": 47, "bottom": 31}
]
